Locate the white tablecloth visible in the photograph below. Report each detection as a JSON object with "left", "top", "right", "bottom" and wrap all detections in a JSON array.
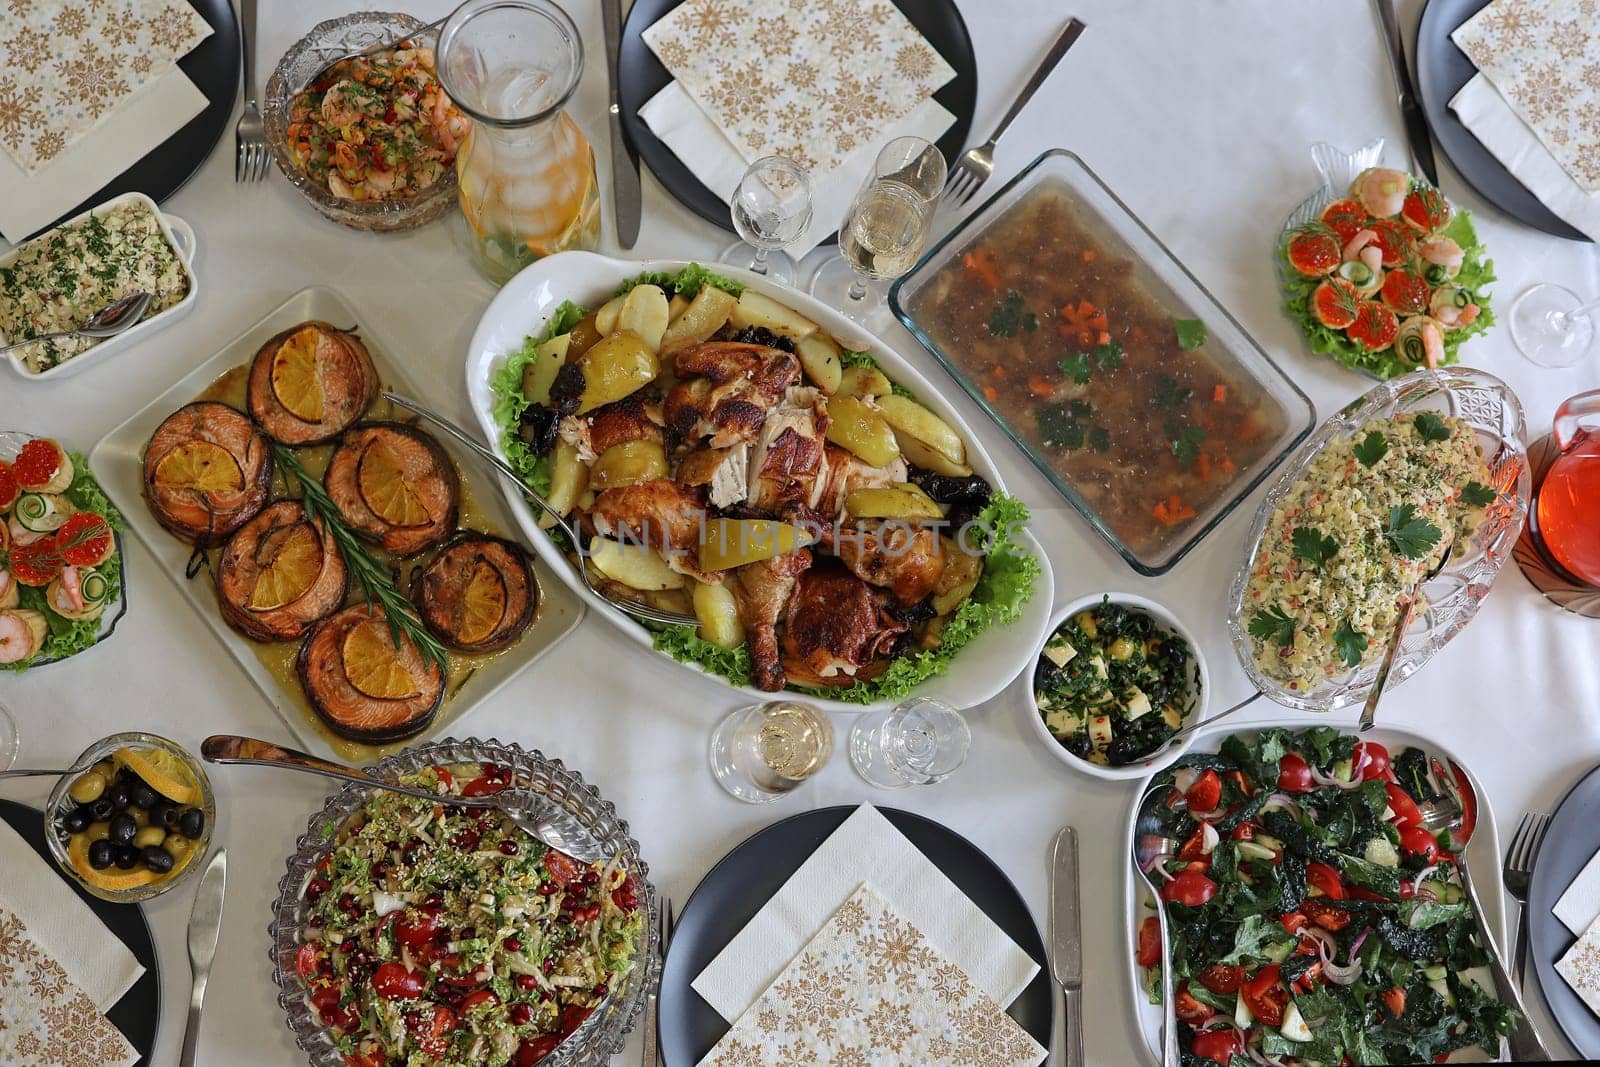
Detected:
[{"left": 1, "top": 1, "right": 1596, "bottom": 1063}]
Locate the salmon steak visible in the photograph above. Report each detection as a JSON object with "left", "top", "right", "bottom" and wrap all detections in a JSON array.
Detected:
[
  {"left": 324, "top": 422, "right": 459, "bottom": 556},
  {"left": 415, "top": 535, "right": 537, "bottom": 653},
  {"left": 298, "top": 603, "right": 445, "bottom": 742},
  {"left": 143, "top": 401, "right": 274, "bottom": 546},
  {"left": 247, "top": 321, "right": 379, "bottom": 445},
  {"left": 216, "top": 501, "right": 348, "bottom": 642}
]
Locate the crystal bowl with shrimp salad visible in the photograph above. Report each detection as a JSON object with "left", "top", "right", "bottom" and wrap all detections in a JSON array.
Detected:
[
  {"left": 265, "top": 13, "right": 468, "bottom": 232},
  {"left": 270, "top": 738, "right": 655, "bottom": 1067}
]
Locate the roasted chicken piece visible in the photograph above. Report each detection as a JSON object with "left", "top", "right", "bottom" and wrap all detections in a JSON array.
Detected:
[
  {"left": 781, "top": 561, "right": 907, "bottom": 686},
  {"left": 559, "top": 392, "right": 664, "bottom": 462},
  {"left": 747, "top": 387, "right": 829, "bottom": 512},
  {"left": 588, "top": 478, "right": 712, "bottom": 579},
  {"left": 677, "top": 445, "right": 750, "bottom": 509},
  {"left": 815, "top": 443, "right": 909, "bottom": 517},
  {"left": 833, "top": 521, "right": 946, "bottom": 605},
  {"left": 733, "top": 548, "right": 813, "bottom": 691},
  {"left": 664, "top": 342, "right": 801, "bottom": 447}
]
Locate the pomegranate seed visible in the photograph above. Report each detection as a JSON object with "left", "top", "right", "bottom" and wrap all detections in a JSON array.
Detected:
[
  {"left": 516, "top": 975, "right": 538, "bottom": 991},
  {"left": 509, "top": 1003, "right": 532, "bottom": 1025},
  {"left": 505, "top": 936, "right": 522, "bottom": 952},
  {"left": 306, "top": 878, "right": 330, "bottom": 902},
  {"left": 499, "top": 840, "right": 519, "bottom": 856}
]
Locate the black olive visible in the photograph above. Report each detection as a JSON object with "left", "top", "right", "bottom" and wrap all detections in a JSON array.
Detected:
[
  {"left": 726, "top": 325, "right": 797, "bottom": 352},
  {"left": 89, "top": 797, "right": 114, "bottom": 821},
  {"left": 547, "top": 362, "right": 586, "bottom": 416},
  {"left": 113, "top": 844, "right": 140, "bottom": 869},
  {"left": 1062, "top": 732, "right": 1093, "bottom": 759},
  {"left": 178, "top": 808, "right": 205, "bottom": 838},
  {"left": 887, "top": 597, "right": 936, "bottom": 627},
  {"left": 516, "top": 403, "right": 562, "bottom": 457},
  {"left": 109, "top": 813, "right": 138, "bottom": 845},
  {"left": 130, "top": 781, "right": 158, "bottom": 809},
  {"left": 61, "top": 806, "right": 92, "bottom": 834},
  {"left": 150, "top": 800, "right": 179, "bottom": 829},
  {"left": 88, "top": 839, "right": 116, "bottom": 870},
  {"left": 106, "top": 781, "right": 133, "bottom": 810},
  {"left": 140, "top": 847, "right": 175, "bottom": 875}
]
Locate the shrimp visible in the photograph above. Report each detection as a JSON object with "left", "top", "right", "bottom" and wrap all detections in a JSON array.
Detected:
[
  {"left": 1342, "top": 229, "right": 1384, "bottom": 271},
  {"left": 426, "top": 86, "right": 469, "bottom": 157},
  {"left": 53, "top": 566, "right": 83, "bottom": 614},
  {"left": 364, "top": 168, "right": 407, "bottom": 197},
  {"left": 0, "top": 569, "right": 15, "bottom": 610},
  {"left": 320, "top": 79, "right": 383, "bottom": 127},
  {"left": 0, "top": 611, "right": 41, "bottom": 665},
  {"left": 1418, "top": 236, "right": 1464, "bottom": 281},
  {"left": 1430, "top": 285, "right": 1481, "bottom": 328},
  {"left": 327, "top": 172, "right": 359, "bottom": 200},
  {"left": 1351, "top": 167, "right": 1410, "bottom": 219},
  {"left": 1396, "top": 315, "right": 1445, "bottom": 369}
]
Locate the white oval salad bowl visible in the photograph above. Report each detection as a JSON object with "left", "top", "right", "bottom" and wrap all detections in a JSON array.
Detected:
[{"left": 464, "top": 253, "right": 1054, "bottom": 713}]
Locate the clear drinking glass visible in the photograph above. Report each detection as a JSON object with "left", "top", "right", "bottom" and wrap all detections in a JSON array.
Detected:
[
  {"left": 811, "top": 136, "right": 946, "bottom": 324},
  {"left": 721, "top": 156, "right": 814, "bottom": 286},
  {"left": 437, "top": 0, "right": 600, "bottom": 286},
  {"left": 0, "top": 699, "right": 16, "bottom": 772},
  {"left": 1509, "top": 283, "right": 1599, "bottom": 368},
  {"left": 848, "top": 697, "right": 970, "bottom": 788},
  {"left": 709, "top": 700, "right": 833, "bottom": 803}
]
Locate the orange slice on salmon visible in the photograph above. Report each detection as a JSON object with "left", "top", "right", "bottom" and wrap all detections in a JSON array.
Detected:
[
  {"left": 457, "top": 563, "right": 508, "bottom": 647},
  {"left": 357, "top": 441, "right": 431, "bottom": 527},
  {"left": 153, "top": 441, "right": 244, "bottom": 493},
  {"left": 270, "top": 328, "right": 326, "bottom": 423},
  {"left": 342, "top": 620, "right": 422, "bottom": 700},
  {"left": 247, "top": 524, "right": 323, "bottom": 610}
]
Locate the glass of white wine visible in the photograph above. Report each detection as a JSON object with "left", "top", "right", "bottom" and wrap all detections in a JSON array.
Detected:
[
  {"left": 810, "top": 136, "right": 946, "bottom": 324},
  {"left": 720, "top": 156, "right": 814, "bottom": 287},
  {"left": 709, "top": 700, "right": 833, "bottom": 803}
]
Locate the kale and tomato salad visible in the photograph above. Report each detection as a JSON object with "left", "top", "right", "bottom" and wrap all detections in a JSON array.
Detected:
[{"left": 1134, "top": 728, "right": 1517, "bottom": 1065}]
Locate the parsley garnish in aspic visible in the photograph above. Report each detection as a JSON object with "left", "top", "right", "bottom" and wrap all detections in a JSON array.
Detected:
[
  {"left": 1175, "top": 318, "right": 1207, "bottom": 350},
  {"left": 1412, "top": 411, "right": 1452, "bottom": 442},
  {"left": 1352, "top": 430, "right": 1389, "bottom": 467},
  {"left": 1461, "top": 480, "right": 1497, "bottom": 507},
  {"left": 1165, "top": 421, "right": 1205, "bottom": 466},
  {"left": 1291, "top": 527, "right": 1339, "bottom": 569},
  {"left": 1383, "top": 504, "right": 1444, "bottom": 559},
  {"left": 1249, "top": 605, "right": 1297, "bottom": 647},
  {"left": 1094, "top": 339, "right": 1124, "bottom": 370},
  {"left": 1152, "top": 374, "right": 1193, "bottom": 409},
  {"left": 1333, "top": 619, "right": 1368, "bottom": 667},
  {"left": 1058, "top": 352, "right": 1093, "bottom": 385},
  {"left": 987, "top": 290, "right": 1032, "bottom": 338},
  {"left": 1037, "top": 400, "right": 1109, "bottom": 453}
]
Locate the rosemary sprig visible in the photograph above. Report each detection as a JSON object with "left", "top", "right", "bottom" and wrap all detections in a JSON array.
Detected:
[{"left": 271, "top": 444, "right": 449, "bottom": 672}]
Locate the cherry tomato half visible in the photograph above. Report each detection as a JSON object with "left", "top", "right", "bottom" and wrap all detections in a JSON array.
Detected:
[
  {"left": 1306, "top": 861, "right": 1346, "bottom": 901},
  {"left": 1385, "top": 782, "right": 1425, "bottom": 828},
  {"left": 514, "top": 1036, "right": 562, "bottom": 1066},
  {"left": 395, "top": 909, "right": 442, "bottom": 948},
  {"left": 295, "top": 944, "right": 320, "bottom": 982},
  {"left": 1173, "top": 984, "right": 1213, "bottom": 1024},
  {"left": 1186, "top": 769, "right": 1222, "bottom": 812},
  {"left": 1382, "top": 987, "right": 1407, "bottom": 1017},
  {"left": 1279, "top": 911, "right": 1308, "bottom": 934},
  {"left": 1161, "top": 869, "right": 1218, "bottom": 907},
  {"left": 1136, "top": 916, "right": 1162, "bottom": 967},
  {"left": 459, "top": 989, "right": 499, "bottom": 1014},
  {"left": 1198, "top": 964, "right": 1245, "bottom": 994},
  {"left": 1178, "top": 823, "right": 1213, "bottom": 863},
  {"left": 1302, "top": 900, "right": 1353, "bottom": 931},
  {"left": 462, "top": 776, "right": 507, "bottom": 798},
  {"left": 1242, "top": 965, "right": 1288, "bottom": 1027},
  {"left": 1353, "top": 741, "right": 1391, "bottom": 781},
  {"left": 1277, "top": 752, "right": 1315, "bottom": 793},
  {"left": 1191, "top": 1028, "right": 1245, "bottom": 1065},
  {"left": 544, "top": 850, "right": 585, "bottom": 886},
  {"left": 1400, "top": 824, "right": 1441, "bottom": 863},
  {"left": 373, "top": 961, "right": 425, "bottom": 1000},
  {"left": 408, "top": 1004, "right": 457, "bottom": 1057}
]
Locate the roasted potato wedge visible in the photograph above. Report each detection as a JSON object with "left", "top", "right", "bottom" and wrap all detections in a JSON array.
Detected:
[
  {"left": 618, "top": 283, "right": 670, "bottom": 352},
  {"left": 931, "top": 536, "right": 982, "bottom": 615},
  {"left": 895, "top": 433, "right": 974, "bottom": 477},
  {"left": 573, "top": 332, "right": 659, "bottom": 414},
  {"left": 520, "top": 332, "right": 571, "bottom": 406},
  {"left": 668, "top": 293, "right": 689, "bottom": 320},
  {"left": 660, "top": 285, "right": 738, "bottom": 355},
  {"left": 693, "top": 580, "right": 745, "bottom": 649},
  {"left": 845, "top": 484, "right": 943, "bottom": 521},
  {"left": 825, "top": 395, "right": 900, "bottom": 467},
  {"left": 796, "top": 332, "right": 843, "bottom": 394},
  {"left": 566, "top": 313, "right": 604, "bottom": 359},
  {"left": 730, "top": 289, "right": 818, "bottom": 340},
  {"left": 699, "top": 518, "right": 814, "bottom": 572},
  {"left": 589, "top": 540, "right": 686, "bottom": 590},
  {"left": 837, "top": 365, "right": 893, "bottom": 399},
  {"left": 876, "top": 395, "right": 968, "bottom": 468},
  {"left": 590, "top": 439, "right": 669, "bottom": 490},
  {"left": 540, "top": 440, "right": 589, "bottom": 527},
  {"left": 594, "top": 295, "right": 625, "bottom": 336}
]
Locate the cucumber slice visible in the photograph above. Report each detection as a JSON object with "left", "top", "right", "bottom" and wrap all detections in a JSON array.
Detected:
[
  {"left": 14, "top": 492, "right": 70, "bottom": 533},
  {"left": 1280, "top": 1000, "right": 1313, "bottom": 1042},
  {"left": 79, "top": 571, "right": 110, "bottom": 607}
]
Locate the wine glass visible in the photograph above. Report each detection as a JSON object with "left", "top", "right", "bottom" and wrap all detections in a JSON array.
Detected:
[
  {"left": 848, "top": 697, "right": 970, "bottom": 789},
  {"left": 720, "top": 156, "right": 814, "bottom": 286},
  {"left": 0, "top": 699, "right": 15, "bottom": 772},
  {"left": 810, "top": 136, "right": 946, "bottom": 324},
  {"left": 708, "top": 700, "right": 833, "bottom": 803},
  {"left": 1509, "top": 283, "right": 1600, "bottom": 368}
]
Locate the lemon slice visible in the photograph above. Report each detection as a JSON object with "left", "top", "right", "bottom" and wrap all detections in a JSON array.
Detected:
[
  {"left": 153, "top": 441, "right": 243, "bottom": 492},
  {"left": 457, "top": 562, "right": 508, "bottom": 646},
  {"left": 357, "top": 441, "right": 431, "bottom": 527},
  {"left": 248, "top": 524, "right": 323, "bottom": 610},
  {"left": 342, "top": 620, "right": 422, "bottom": 700},
  {"left": 270, "top": 328, "right": 326, "bottom": 423},
  {"left": 69, "top": 834, "right": 163, "bottom": 892},
  {"left": 114, "top": 747, "right": 201, "bottom": 806}
]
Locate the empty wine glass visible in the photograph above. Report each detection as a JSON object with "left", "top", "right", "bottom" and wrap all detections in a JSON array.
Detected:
[
  {"left": 810, "top": 136, "right": 946, "bottom": 325},
  {"left": 709, "top": 700, "right": 833, "bottom": 803},
  {"left": 848, "top": 697, "right": 969, "bottom": 789},
  {"left": 1509, "top": 283, "right": 1600, "bottom": 368},
  {"left": 721, "top": 156, "right": 814, "bottom": 286}
]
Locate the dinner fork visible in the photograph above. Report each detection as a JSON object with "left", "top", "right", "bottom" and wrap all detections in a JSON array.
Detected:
[
  {"left": 942, "top": 18, "right": 1086, "bottom": 207},
  {"left": 642, "top": 897, "right": 674, "bottom": 1067},
  {"left": 234, "top": 0, "right": 269, "bottom": 182},
  {"left": 1504, "top": 811, "right": 1552, "bottom": 988}
]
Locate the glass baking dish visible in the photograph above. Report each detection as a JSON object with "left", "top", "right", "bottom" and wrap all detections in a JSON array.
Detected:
[{"left": 890, "top": 149, "right": 1315, "bottom": 575}]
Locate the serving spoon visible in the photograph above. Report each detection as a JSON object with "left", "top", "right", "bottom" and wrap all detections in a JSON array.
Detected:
[
  {"left": 0, "top": 291, "right": 153, "bottom": 356},
  {"left": 1358, "top": 536, "right": 1455, "bottom": 732},
  {"left": 200, "top": 735, "right": 609, "bottom": 864},
  {"left": 381, "top": 392, "right": 698, "bottom": 629},
  {"left": 1131, "top": 782, "right": 1182, "bottom": 1067}
]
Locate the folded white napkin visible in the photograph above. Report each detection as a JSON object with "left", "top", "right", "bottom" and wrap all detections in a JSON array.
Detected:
[
  {"left": 1449, "top": 74, "right": 1600, "bottom": 243},
  {"left": 1553, "top": 841, "right": 1600, "bottom": 936},
  {"left": 640, "top": 81, "right": 954, "bottom": 258},
  {"left": 0, "top": 819, "right": 144, "bottom": 1012},
  {"left": 0, "top": 70, "right": 208, "bottom": 244},
  {"left": 1558, "top": 914, "right": 1600, "bottom": 1020},
  {"left": 691, "top": 805, "right": 1040, "bottom": 1024}
]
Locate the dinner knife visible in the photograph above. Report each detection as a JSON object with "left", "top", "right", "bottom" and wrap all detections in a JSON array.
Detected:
[
  {"left": 180, "top": 849, "right": 227, "bottom": 1067},
  {"left": 1371, "top": 0, "right": 1439, "bottom": 186},
  {"left": 602, "top": 0, "right": 642, "bottom": 249},
  {"left": 1050, "top": 827, "right": 1084, "bottom": 1067}
]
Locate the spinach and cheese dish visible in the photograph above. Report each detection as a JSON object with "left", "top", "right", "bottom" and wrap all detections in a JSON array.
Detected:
[
  {"left": 1033, "top": 598, "right": 1198, "bottom": 766},
  {"left": 1136, "top": 728, "right": 1518, "bottom": 1065},
  {"left": 1243, "top": 411, "right": 1494, "bottom": 693},
  {"left": 0, "top": 199, "right": 189, "bottom": 374},
  {"left": 294, "top": 763, "right": 644, "bottom": 1066}
]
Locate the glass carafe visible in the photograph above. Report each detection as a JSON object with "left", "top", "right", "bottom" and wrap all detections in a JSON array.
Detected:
[{"left": 437, "top": 0, "right": 600, "bottom": 285}]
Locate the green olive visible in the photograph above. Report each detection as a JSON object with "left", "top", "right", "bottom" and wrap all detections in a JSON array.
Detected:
[
  {"left": 86, "top": 820, "right": 111, "bottom": 843},
  {"left": 164, "top": 834, "right": 192, "bottom": 860},
  {"left": 133, "top": 826, "right": 167, "bottom": 849},
  {"left": 130, "top": 808, "right": 151, "bottom": 829},
  {"left": 68, "top": 771, "right": 107, "bottom": 805}
]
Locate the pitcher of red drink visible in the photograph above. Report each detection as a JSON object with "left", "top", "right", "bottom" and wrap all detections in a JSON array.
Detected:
[{"left": 1531, "top": 389, "right": 1600, "bottom": 587}]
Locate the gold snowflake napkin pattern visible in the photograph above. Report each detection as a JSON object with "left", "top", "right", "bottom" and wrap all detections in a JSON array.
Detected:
[
  {"left": 0, "top": 0, "right": 213, "bottom": 175},
  {"left": 698, "top": 884, "right": 1047, "bottom": 1067},
  {"left": 1452, "top": 0, "right": 1600, "bottom": 192},
  {"left": 643, "top": 0, "right": 955, "bottom": 181},
  {"left": 0, "top": 906, "right": 138, "bottom": 1066},
  {"left": 1558, "top": 914, "right": 1600, "bottom": 1020}
]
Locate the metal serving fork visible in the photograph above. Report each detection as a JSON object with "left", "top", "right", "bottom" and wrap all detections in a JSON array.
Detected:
[
  {"left": 234, "top": 0, "right": 269, "bottom": 182},
  {"left": 642, "top": 898, "right": 675, "bottom": 1066},
  {"left": 943, "top": 18, "right": 1086, "bottom": 208},
  {"left": 1504, "top": 811, "right": 1552, "bottom": 987}
]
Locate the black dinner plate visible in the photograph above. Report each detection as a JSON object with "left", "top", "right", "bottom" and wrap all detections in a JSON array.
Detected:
[
  {"left": 1529, "top": 763, "right": 1600, "bottom": 1058},
  {"left": 0, "top": 798, "right": 161, "bottom": 1065},
  {"left": 618, "top": 0, "right": 978, "bottom": 236},
  {"left": 1415, "top": 0, "right": 1590, "bottom": 243},
  {"left": 658, "top": 805, "right": 1055, "bottom": 1065},
  {"left": 27, "top": 0, "right": 240, "bottom": 240}
]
